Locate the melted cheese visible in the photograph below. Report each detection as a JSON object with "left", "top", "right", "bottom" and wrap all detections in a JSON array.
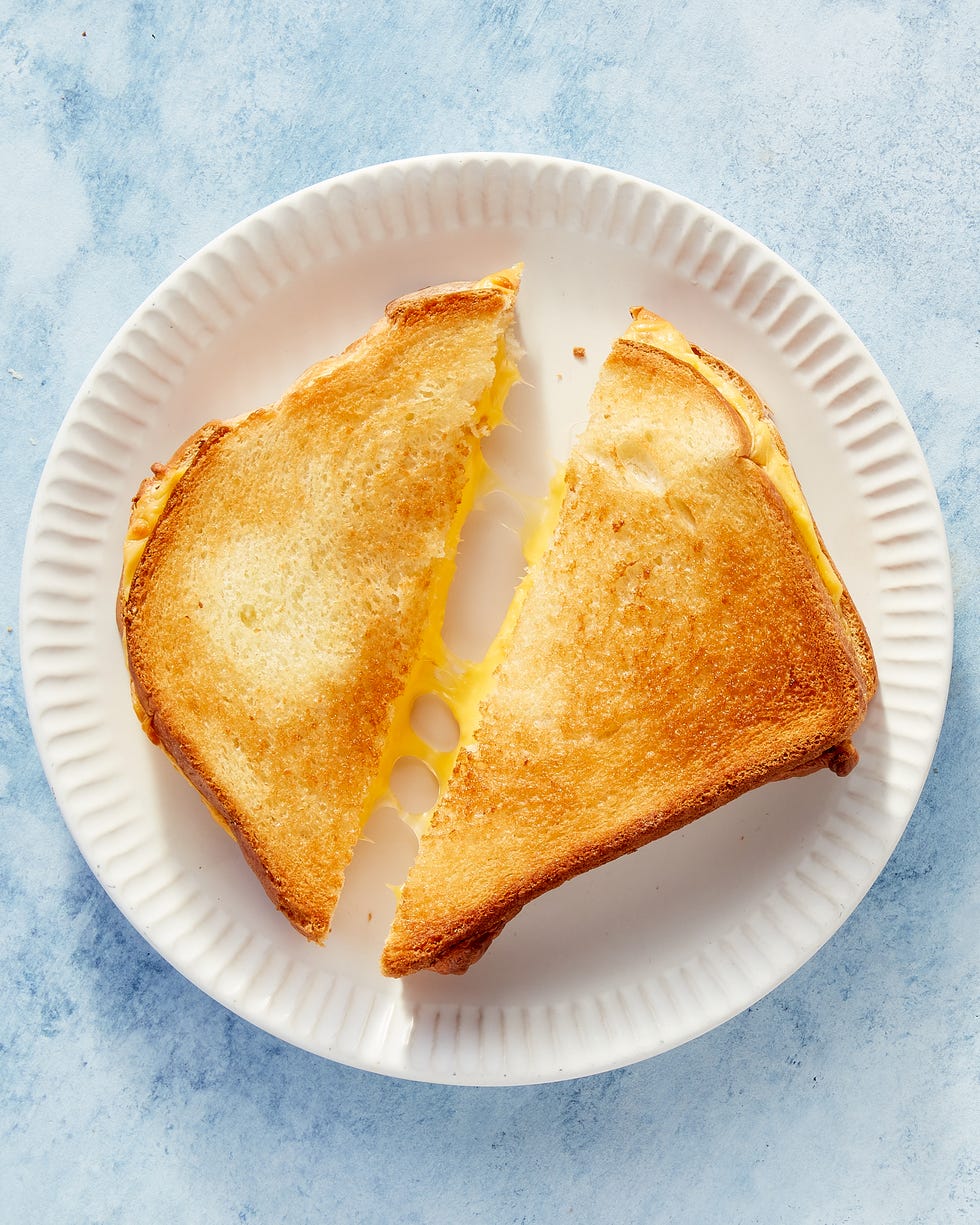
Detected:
[
  {"left": 626, "top": 310, "right": 843, "bottom": 606},
  {"left": 120, "top": 461, "right": 191, "bottom": 603},
  {"left": 359, "top": 332, "right": 550, "bottom": 834}
]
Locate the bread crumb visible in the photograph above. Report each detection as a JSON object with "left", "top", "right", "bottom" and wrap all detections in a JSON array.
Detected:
[
  {"left": 572, "top": 346, "right": 586, "bottom": 359},
  {"left": 367, "top": 912, "right": 373, "bottom": 922},
  {"left": 556, "top": 372, "right": 563, "bottom": 381}
]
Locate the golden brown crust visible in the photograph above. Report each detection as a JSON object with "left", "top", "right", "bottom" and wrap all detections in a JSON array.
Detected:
[
  {"left": 122, "top": 270, "right": 521, "bottom": 942},
  {"left": 386, "top": 280, "right": 518, "bottom": 329},
  {"left": 415, "top": 733, "right": 860, "bottom": 975},
  {"left": 116, "top": 419, "right": 231, "bottom": 629},
  {"left": 382, "top": 324, "right": 877, "bottom": 977},
  {"left": 693, "top": 344, "right": 878, "bottom": 706}
]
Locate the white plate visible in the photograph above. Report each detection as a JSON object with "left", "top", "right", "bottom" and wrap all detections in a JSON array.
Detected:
[{"left": 21, "top": 154, "right": 952, "bottom": 1084}]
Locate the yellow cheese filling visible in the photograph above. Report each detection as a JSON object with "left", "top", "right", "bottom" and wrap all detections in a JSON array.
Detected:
[
  {"left": 120, "top": 461, "right": 192, "bottom": 603},
  {"left": 358, "top": 331, "right": 554, "bottom": 834},
  {"left": 365, "top": 460, "right": 566, "bottom": 834},
  {"left": 626, "top": 309, "right": 843, "bottom": 606}
]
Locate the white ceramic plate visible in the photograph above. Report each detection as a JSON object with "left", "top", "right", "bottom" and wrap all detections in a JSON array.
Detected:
[{"left": 21, "top": 154, "right": 952, "bottom": 1084}]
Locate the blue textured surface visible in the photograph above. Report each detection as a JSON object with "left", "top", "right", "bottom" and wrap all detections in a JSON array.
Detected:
[{"left": 2, "top": 2, "right": 977, "bottom": 1221}]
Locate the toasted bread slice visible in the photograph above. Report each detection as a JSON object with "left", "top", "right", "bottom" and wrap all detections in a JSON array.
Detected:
[
  {"left": 381, "top": 308, "right": 877, "bottom": 977},
  {"left": 120, "top": 268, "right": 522, "bottom": 942}
]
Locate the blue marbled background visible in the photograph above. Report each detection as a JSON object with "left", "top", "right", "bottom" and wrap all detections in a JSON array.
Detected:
[{"left": 2, "top": 2, "right": 977, "bottom": 1221}]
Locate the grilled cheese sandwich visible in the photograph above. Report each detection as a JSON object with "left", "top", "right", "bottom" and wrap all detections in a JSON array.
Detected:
[
  {"left": 122, "top": 276, "right": 875, "bottom": 968},
  {"left": 381, "top": 308, "right": 876, "bottom": 977},
  {"left": 120, "top": 268, "right": 523, "bottom": 941}
]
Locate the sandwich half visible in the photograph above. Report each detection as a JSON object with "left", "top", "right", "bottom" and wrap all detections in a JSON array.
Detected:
[
  {"left": 119, "top": 268, "right": 521, "bottom": 942},
  {"left": 381, "top": 307, "right": 877, "bottom": 976}
]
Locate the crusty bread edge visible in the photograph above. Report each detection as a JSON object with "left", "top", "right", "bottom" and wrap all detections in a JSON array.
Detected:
[
  {"left": 116, "top": 418, "right": 233, "bottom": 629},
  {"left": 118, "top": 414, "right": 342, "bottom": 939},
  {"left": 382, "top": 730, "right": 867, "bottom": 977},
  {"left": 692, "top": 344, "right": 878, "bottom": 703}
]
